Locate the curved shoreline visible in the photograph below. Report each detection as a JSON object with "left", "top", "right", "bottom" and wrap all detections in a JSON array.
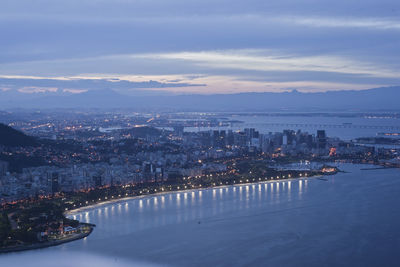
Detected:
[
  {"left": 66, "top": 174, "right": 325, "bottom": 215},
  {"left": 0, "top": 223, "right": 95, "bottom": 254},
  {"left": 1, "top": 167, "right": 339, "bottom": 254},
  {"left": 1, "top": 174, "right": 320, "bottom": 254}
]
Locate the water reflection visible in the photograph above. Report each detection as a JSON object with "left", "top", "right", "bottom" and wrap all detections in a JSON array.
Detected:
[
  {"left": 125, "top": 202, "right": 129, "bottom": 212},
  {"left": 176, "top": 193, "right": 181, "bottom": 207},
  {"left": 111, "top": 205, "right": 115, "bottom": 216},
  {"left": 183, "top": 193, "right": 188, "bottom": 207},
  {"left": 67, "top": 177, "right": 328, "bottom": 239},
  {"left": 299, "top": 180, "right": 303, "bottom": 198}
]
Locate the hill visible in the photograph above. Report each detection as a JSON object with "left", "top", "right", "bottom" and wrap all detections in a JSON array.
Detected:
[{"left": 0, "top": 123, "right": 37, "bottom": 147}]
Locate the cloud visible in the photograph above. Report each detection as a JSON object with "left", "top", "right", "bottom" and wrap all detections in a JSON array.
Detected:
[
  {"left": 0, "top": 0, "right": 399, "bottom": 94},
  {"left": 63, "top": 88, "right": 88, "bottom": 94},
  {"left": 138, "top": 49, "right": 400, "bottom": 78},
  {"left": 18, "top": 86, "right": 58, "bottom": 93},
  {"left": 276, "top": 16, "right": 400, "bottom": 30}
]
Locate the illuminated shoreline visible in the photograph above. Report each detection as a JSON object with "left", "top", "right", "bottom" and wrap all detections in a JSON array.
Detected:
[
  {"left": 1, "top": 168, "right": 334, "bottom": 253},
  {"left": 65, "top": 173, "right": 324, "bottom": 216}
]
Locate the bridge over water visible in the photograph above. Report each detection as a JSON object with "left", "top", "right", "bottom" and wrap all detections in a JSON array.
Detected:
[{"left": 242, "top": 123, "right": 400, "bottom": 131}]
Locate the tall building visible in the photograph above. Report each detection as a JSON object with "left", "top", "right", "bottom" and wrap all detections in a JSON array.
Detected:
[
  {"left": 219, "top": 130, "right": 226, "bottom": 147},
  {"left": 0, "top": 160, "right": 8, "bottom": 177},
  {"left": 51, "top": 172, "right": 59, "bottom": 194},
  {"left": 212, "top": 130, "right": 226, "bottom": 147},
  {"left": 317, "top": 130, "right": 327, "bottom": 150},
  {"left": 235, "top": 132, "right": 247, "bottom": 147},
  {"left": 226, "top": 130, "right": 234, "bottom": 146},
  {"left": 212, "top": 130, "right": 220, "bottom": 147},
  {"left": 142, "top": 161, "right": 154, "bottom": 182},
  {"left": 244, "top": 128, "right": 256, "bottom": 140},
  {"left": 155, "top": 167, "right": 164, "bottom": 183},
  {"left": 173, "top": 125, "right": 184, "bottom": 137},
  {"left": 200, "top": 131, "right": 212, "bottom": 147},
  {"left": 306, "top": 134, "right": 314, "bottom": 149},
  {"left": 93, "top": 175, "right": 102, "bottom": 187},
  {"left": 283, "top": 135, "right": 288, "bottom": 146},
  {"left": 283, "top": 130, "right": 295, "bottom": 145}
]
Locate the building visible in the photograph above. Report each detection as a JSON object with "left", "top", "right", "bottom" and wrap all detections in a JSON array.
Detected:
[
  {"left": 317, "top": 130, "right": 327, "bottom": 150},
  {"left": 173, "top": 125, "right": 184, "bottom": 137},
  {"left": 0, "top": 160, "right": 8, "bottom": 177},
  {"left": 51, "top": 172, "right": 59, "bottom": 194},
  {"left": 93, "top": 175, "right": 102, "bottom": 187}
]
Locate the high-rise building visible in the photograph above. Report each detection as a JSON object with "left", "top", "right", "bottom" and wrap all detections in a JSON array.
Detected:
[
  {"left": 200, "top": 131, "right": 212, "bottom": 147},
  {"left": 317, "top": 130, "right": 327, "bottom": 150},
  {"left": 51, "top": 172, "right": 59, "bottom": 194},
  {"left": 219, "top": 130, "right": 226, "bottom": 147},
  {"left": 226, "top": 130, "right": 234, "bottom": 146},
  {"left": 212, "top": 130, "right": 220, "bottom": 147},
  {"left": 142, "top": 161, "right": 154, "bottom": 182},
  {"left": 212, "top": 130, "right": 226, "bottom": 147},
  {"left": 235, "top": 132, "right": 247, "bottom": 147},
  {"left": 283, "top": 130, "right": 295, "bottom": 145},
  {"left": 173, "top": 125, "right": 185, "bottom": 137},
  {"left": 244, "top": 128, "right": 256, "bottom": 140},
  {"left": 93, "top": 175, "right": 102, "bottom": 187},
  {"left": 283, "top": 135, "right": 288, "bottom": 146},
  {"left": 155, "top": 167, "right": 164, "bottom": 182},
  {"left": 0, "top": 160, "right": 8, "bottom": 177}
]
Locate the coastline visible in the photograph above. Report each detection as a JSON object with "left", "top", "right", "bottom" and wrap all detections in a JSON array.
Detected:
[
  {"left": 1, "top": 167, "right": 339, "bottom": 254},
  {"left": 0, "top": 223, "right": 95, "bottom": 254}
]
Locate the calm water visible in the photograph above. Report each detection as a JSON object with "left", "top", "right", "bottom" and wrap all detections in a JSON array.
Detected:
[{"left": 2, "top": 164, "right": 400, "bottom": 267}]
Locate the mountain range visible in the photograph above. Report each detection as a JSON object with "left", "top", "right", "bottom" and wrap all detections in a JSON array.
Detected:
[{"left": 1, "top": 86, "right": 399, "bottom": 112}]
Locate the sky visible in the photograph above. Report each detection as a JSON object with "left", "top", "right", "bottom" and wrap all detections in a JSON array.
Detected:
[{"left": 1, "top": 0, "right": 400, "bottom": 95}]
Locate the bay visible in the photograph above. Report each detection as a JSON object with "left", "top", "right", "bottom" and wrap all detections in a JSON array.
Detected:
[{"left": 1, "top": 164, "right": 400, "bottom": 267}]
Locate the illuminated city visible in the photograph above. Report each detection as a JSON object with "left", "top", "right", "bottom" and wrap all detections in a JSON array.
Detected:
[{"left": 1, "top": 0, "right": 400, "bottom": 266}]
